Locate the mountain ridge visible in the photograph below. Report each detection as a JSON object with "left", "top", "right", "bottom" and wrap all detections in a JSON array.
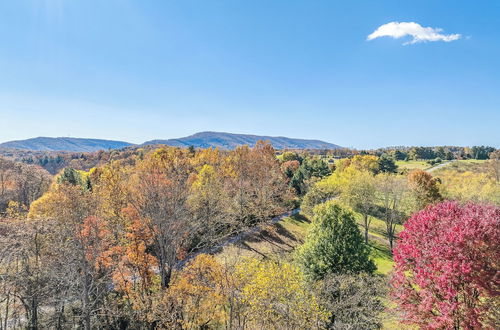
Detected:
[
  {"left": 143, "top": 131, "right": 341, "bottom": 150},
  {"left": 0, "top": 132, "right": 341, "bottom": 152},
  {"left": 0, "top": 137, "right": 134, "bottom": 152}
]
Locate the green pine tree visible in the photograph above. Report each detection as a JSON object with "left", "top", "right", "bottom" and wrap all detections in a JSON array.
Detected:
[{"left": 296, "top": 201, "right": 376, "bottom": 281}]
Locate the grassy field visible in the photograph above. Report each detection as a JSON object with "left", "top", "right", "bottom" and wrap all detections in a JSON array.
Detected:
[
  {"left": 458, "top": 159, "right": 488, "bottom": 164},
  {"left": 395, "top": 160, "right": 431, "bottom": 171},
  {"left": 433, "top": 159, "right": 488, "bottom": 174},
  {"left": 396, "top": 159, "right": 488, "bottom": 172}
]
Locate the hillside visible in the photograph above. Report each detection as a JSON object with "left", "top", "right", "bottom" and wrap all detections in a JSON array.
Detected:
[
  {"left": 143, "top": 131, "right": 341, "bottom": 150},
  {"left": 0, "top": 137, "right": 133, "bottom": 152},
  {"left": 1, "top": 132, "right": 340, "bottom": 152}
]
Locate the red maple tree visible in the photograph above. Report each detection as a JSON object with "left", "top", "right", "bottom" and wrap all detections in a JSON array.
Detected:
[{"left": 391, "top": 201, "right": 499, "bottom": 329}]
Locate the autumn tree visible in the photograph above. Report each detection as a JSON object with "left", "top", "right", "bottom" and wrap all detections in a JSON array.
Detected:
[
  {"left": 235, "top": 258, "right": 329, "bottom": 329},
  {"left": 296, "top": 201, "right": 375, "bottom": 281},
  {"left": 248, "top": 141, "right": 293, "bottom": 221},
  {"left": 225, "top": 141, "right": 292, "bottom": 224},
  {"left": 301, "top": 164, "right": 354, "bottom": 217},
  {"left": 340, "top": 170, "right": 377, "bottom": 244},
  {"left": 375, "top": 173, "right": 409, "bottom": 251},
  {"left": 75, "top": 216, "right": 115, "bottom": 330},
  {"left": 188, "top": 164, "right": 232, "bottom": 250},
  {"left": 90, "top": 161, "right": 130, "bottom": 237},
  {"left": 13, "top": 163, "right": 52, "bottom": 212},
  {"left": 224, "top": 145, "right": 257, "bottom": 224},
  {"left": 0, "top": 158, "right": 13, "bottom": 211},
  {"left": 281, "top": 160, "right": 300, "bottom": 180},
  {"left": 350, "top": 155, "right": 380, "bottom": 174},
  {"left": 128, "top": 147, "right": 192, "bottom": 288},
  {"left": 167, "top": 254, "right": 233, "bottom": 329},
  {"left": 110, "top": 206, "right": 160, "bottom": 327},
  {"left": 435, "top": 165, "right": 500, "bottom": 205},
  {"left": 27, "top": 171, "right": 114, "bottom": 329},
  {"left": 0, "top": 159, "right": 51, "bottom": 215},
  {"left": 407, "top": 169, "right": 442, "bottom": 210},
  {"left": 391, "top": 201, "right": 500, "bottom": 329},
  {"left": 0, "top": 218, "right": 55, "bottom": 329}
]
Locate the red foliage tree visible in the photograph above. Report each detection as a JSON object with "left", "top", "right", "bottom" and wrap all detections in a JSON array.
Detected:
[{"left": 391, "top": 201, "right": 500, "bottom": 329}]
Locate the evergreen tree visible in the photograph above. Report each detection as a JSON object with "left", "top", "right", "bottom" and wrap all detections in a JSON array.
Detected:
[
  {"left": 392, "top": 149, "right": 407, "bottom": 161},
  {"left": 57, "top": 168, "right": 82, "bottom": 186},
  {"left": 378, "top": 153, "right": 397, "bottom": 173},
  {"left": 296, "top": 201, "right": 376, "bottom": 281}
]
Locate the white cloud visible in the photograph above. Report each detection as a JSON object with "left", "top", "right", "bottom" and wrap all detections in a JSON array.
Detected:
[{"left": 367, "top": 22, "right": 461, "bottom": 45}]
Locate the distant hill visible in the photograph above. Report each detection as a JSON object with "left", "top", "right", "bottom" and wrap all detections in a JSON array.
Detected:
[
  {"left": 142, "top": 131, "right": 341, "bottom": 150},
  {"left": 0, "top": 132, "right": 340, "bottom": 152},
  {"left": 0, "top": 137, "right": 133, "bottom": 152}
]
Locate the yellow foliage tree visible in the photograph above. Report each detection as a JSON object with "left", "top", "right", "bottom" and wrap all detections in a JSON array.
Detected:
[
  {"left": 168, "top": 254, "right": 232, "bottom": 329},
  {"left": 349, "top": 155, "right": 380, "bottom": 174},
  {"left": 235, "top": 258, "right": 329, "bottom": 329}
]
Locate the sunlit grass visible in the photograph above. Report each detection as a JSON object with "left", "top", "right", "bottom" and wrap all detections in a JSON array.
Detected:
[
  {"left": 352, "top": 212, "right": 403, "bottom": 240},
  {"left": 369, "top": 239, "right": 394, "bottom": 275},
  {"left": 395, "top": 160, "right": 431, "bottom": 171}
]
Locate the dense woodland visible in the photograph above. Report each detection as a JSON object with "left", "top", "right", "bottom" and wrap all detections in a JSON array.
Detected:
[
  {"left": 0, "top": 144, "right": 495, "bottom": 176},
  {"left": 0, "top": 142, "right": 499, "bottom": 329}
]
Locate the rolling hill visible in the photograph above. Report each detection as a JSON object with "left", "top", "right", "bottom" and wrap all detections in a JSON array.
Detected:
[
  {"left": 0, "top": 132, "right": 341, "bottom": 152},
  {"left": 0, "top": 137, "right": 133, "bottom": 152},
  {"left": 142, "top": 131, "right": 341, "bottom": 150}
]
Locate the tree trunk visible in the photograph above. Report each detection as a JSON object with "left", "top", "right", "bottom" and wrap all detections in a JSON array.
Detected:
[
  {"left": 3, "top": 292, "right": 9, "bottom": 330},
  {"left": 30, "top": 297, "right": 38, "bottom": 330},
  {"left": 83, "top": 274, "right": 91, "bottom": 330},
  {"left": 159, "top": 259, "right": 172, "bottom": 289},
  {"left": 363, "top": 214, "right": 369, "bottom": 244},
  {"left": 56, "top": 304, "right": 65, "bottom": 330}
]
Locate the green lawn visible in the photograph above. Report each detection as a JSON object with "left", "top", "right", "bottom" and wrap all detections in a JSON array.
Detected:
[
  {"left": 353, "top": 212, "right": 403, "bottom": 240},
  {"left": 459, "top": 159, "right": 488, "bottom": 164},
  {"left": 351, "top": 212, "right": 396, "bottom": 275},
  {"left": 370, "top": 239, "right": 394, "bottom": 275},
  {"left": 395, "top": 160, "right": 431, "bottom": 171}
]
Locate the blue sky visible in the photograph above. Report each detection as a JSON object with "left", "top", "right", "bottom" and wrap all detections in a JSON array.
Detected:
[{"left": 0, "top": 0, "right": 499, "bottom": 149}]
